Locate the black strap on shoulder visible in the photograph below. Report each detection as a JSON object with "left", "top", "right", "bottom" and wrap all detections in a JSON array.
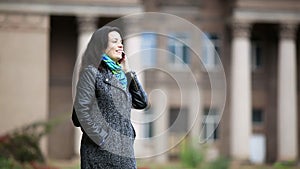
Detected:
[{"left": 71, "top": 107, "right": 80, "bottom": 127}]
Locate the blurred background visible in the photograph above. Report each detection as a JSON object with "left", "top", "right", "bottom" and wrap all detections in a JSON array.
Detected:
[{"left": 0, "top": 0, "right": 299, "bottom": 168}]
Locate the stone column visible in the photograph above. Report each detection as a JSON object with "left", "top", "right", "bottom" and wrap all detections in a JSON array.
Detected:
[
  {"left": 230, "top": 22, "right": 252, "bottom": 160},
  {"left": 73, "top": 16, "right": 97, "bottom": 155},
  {"left": 0, "top": 13, "right": 49, "bottom": 156},
  {"left": 277, "top": 23, "right": 298, "bottom": 161},
  {"left": 73, "top": 16, "right": 97, "bottom": 98},
  {"left": 152, "top": 87, "right": 169, "bottom": 163}
]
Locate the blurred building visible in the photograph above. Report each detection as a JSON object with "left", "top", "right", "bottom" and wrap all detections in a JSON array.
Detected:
[{"left": 0, "top": 0, "right": 299, "bottom": 164}]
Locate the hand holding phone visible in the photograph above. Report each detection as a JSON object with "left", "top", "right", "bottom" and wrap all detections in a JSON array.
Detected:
[
  {"left": 118, "top": 52, "right": 126, "bottom": 64},
  {"left": 119, "top": 51, "right": 131, "bottom": 72}
]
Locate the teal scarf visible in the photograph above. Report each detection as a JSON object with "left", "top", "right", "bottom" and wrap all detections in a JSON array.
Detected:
[{"left": 102, "top": 54, "right": 127, "bottom": 90}]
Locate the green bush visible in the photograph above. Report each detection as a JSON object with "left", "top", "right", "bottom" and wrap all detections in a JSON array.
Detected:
[
  {"left": 0, "top": 119, "right": 59, "bottom": 165},
  {"left": 179, "top": 138, "right": 230, "bottom": 169},
  {"left": 3, "top": 133, "right": 44, "bottom": 163},
  {"left": 0, "top": 156, "right": 13, "bottom": 169},
  {"left": 207, "top": 156, "right": 229, "bottom": 169},
  {"left": 179, "top": 139, "right": 205, "bottom": 168},
  {"left": 273, "top": 161, "right": 296, "bottom": 169},
  {"left": 0, "top": 156, "right": 26, "bottom": 169}
]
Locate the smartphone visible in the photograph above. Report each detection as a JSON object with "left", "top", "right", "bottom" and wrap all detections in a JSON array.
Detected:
[{"left": 118, "top": 52, "right": 126, "bottom": 64}]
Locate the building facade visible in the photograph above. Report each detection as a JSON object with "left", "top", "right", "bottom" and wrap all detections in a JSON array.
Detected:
[{"left": 0, "top": 0, "right": 299, "bottom": 164}]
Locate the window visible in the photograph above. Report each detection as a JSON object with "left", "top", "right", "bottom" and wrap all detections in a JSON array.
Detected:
[
  {"left": 143, "top": 110, "right": 154, "bottom": 138},
  {"left": 141, "top": 32, "right": 157, "bottom": 67},
  {"left": 169, "top": 107, "right": 188, "bottom": 133},
  {"left": 252, "top": 108, "right": 263, "bottom": 125},
  {"left": 251, "top": 40, "right": 263, "bottom": 71},
  {"left": 202, "top": 107, "right": 219, "bottom": 142},
  {"left": 167, "top": 33, "right": 190, "bottom": 66},
  {"left": 202, "top": 33, "right": 220, "bottom": 70}
]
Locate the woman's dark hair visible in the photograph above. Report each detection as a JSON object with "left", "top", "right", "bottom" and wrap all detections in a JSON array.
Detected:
[{"left": 80, "top": 26, "right": 122, "bottom": 71}]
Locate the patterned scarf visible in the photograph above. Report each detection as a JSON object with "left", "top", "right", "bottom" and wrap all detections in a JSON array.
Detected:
[{"left": 102, "top": 53, "right": 127, "bottom": 90}]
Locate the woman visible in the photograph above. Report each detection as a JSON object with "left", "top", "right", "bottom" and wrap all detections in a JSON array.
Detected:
[{"left": 73, "top": 26, "right": 148, "bottom": 169}]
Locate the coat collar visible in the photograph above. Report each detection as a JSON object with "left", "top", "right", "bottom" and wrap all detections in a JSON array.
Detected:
[{"left": 100, "top": 66, "right": 128, "bottom": 95}]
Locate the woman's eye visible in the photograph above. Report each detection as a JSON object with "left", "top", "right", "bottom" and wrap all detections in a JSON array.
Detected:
[{"left": 111, "top": 39, "right": 122, "bottom": 44}]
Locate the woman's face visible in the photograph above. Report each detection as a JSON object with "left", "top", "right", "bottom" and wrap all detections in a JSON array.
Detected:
[{"left": 105, "top": 31, "right": 123, "bottom": 62}]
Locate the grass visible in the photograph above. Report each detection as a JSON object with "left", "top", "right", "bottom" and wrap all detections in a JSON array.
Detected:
[
  {"left": 47, "top": 158, "right": 80, "bottom": 169},
  {"left": 47, "top": 159, "right": 300, "bottom": 169},
  {"left": 137, "top": 161, "right": 300, "bottom": 169}
]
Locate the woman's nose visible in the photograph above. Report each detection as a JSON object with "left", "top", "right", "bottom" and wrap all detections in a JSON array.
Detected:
[{"left": 117, "top": 43, "right": 123, "bottom": 48}]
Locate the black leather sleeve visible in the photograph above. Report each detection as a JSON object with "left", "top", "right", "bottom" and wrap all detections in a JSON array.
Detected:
[
  {"left": 73, "top": 67, "right": 109, "bottom": 146},
  {"left": 126, "top": 71, "right": 148, "bottom": 109}
]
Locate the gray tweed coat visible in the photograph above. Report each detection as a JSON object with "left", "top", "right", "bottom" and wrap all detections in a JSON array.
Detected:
[{"left": 74, "top": 63, "right": 148, "bottom": 169}]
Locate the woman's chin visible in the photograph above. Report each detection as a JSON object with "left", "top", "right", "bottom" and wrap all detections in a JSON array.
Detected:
[
  {"left": 115, "top": 55, "right": 122, "bottom": 60},
  {"left": 111, "top": 56, "right": 122, "bottom": 62}
]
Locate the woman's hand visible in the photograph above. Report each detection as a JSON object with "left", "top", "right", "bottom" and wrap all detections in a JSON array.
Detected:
[{"left": 119, "top": 52, "right": 131, "bottom": 73}]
